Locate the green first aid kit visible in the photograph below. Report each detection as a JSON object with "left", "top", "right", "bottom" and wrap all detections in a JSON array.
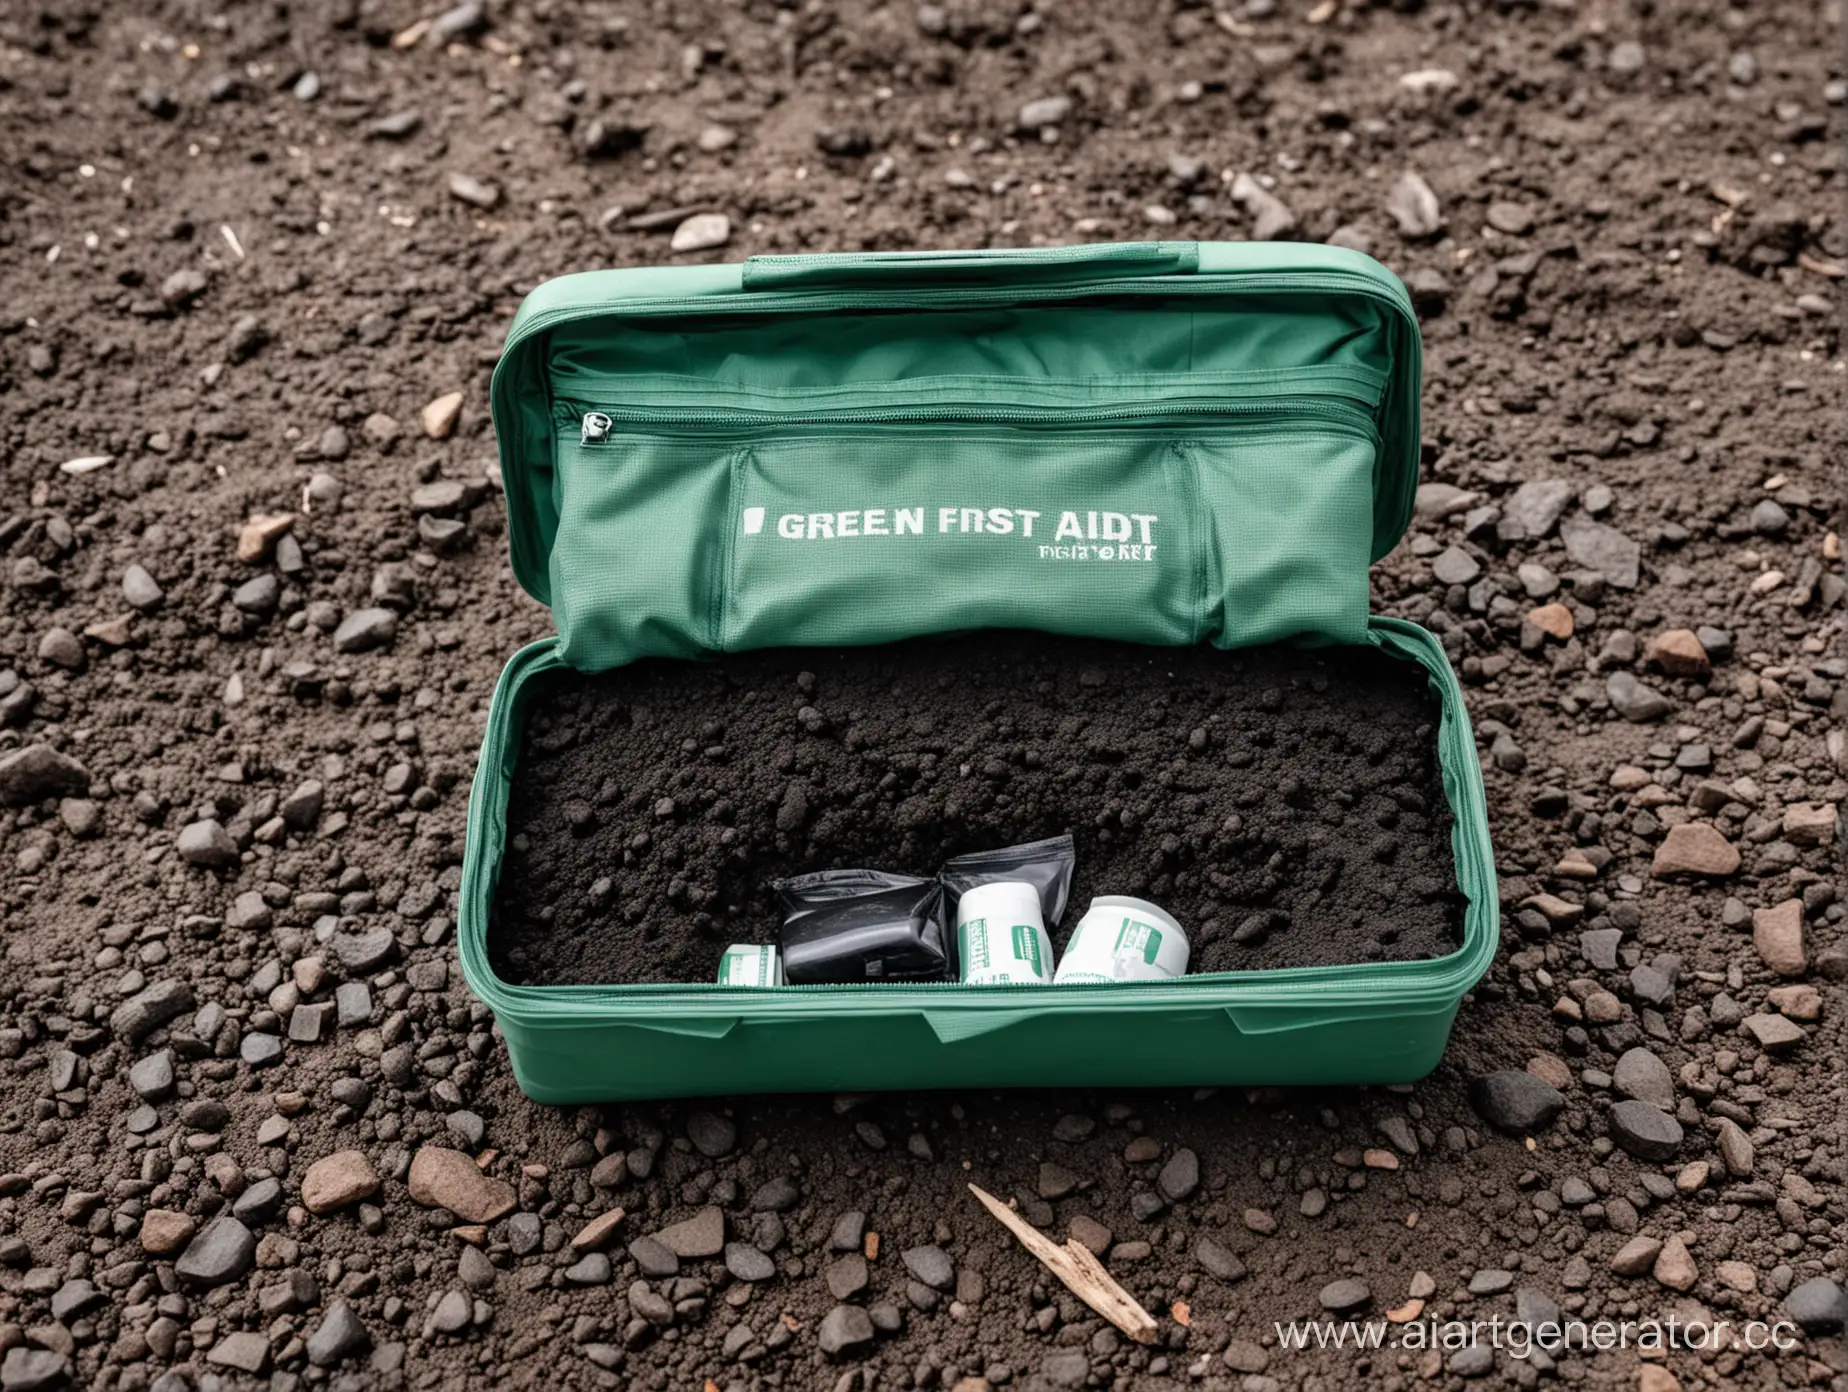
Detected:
[{"left": 460, "top": 241, "right": 1498, "bottom": 1102}]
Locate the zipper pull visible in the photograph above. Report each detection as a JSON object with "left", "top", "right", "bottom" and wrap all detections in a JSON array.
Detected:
[{"left": 580, "top": 411, "right": 613, "bottom": 444}]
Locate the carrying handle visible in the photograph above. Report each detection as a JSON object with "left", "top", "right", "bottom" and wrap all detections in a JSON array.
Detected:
[{"left": 741, "top": 242, "right": 1200, "bottom": 293}]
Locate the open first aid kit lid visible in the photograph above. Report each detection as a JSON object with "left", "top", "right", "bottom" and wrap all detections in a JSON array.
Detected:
[{"left": 488, "top": 242, "right": 1422, "bottom": 670}]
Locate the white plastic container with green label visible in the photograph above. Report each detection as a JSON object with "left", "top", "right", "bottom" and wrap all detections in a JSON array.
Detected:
[
  {"left": 717, "top": 944, "right": 784, "bottom": 987},
  {"left": 956, "top": 881, "right": 1054, "bottom": 986},
  {"left": 1054, "top": 897, "right": 1190, "bottom": 984}
]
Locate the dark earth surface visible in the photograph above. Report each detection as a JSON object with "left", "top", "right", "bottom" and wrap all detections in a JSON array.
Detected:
[
  {"left": 490, "top": 636, "right": 1461, "bottom": 986},
  {"left": 0, "top": 1, "right": 1845, "bottom": 1391}
]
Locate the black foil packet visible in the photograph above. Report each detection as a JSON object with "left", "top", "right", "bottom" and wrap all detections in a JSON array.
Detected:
[
  {"left": 939, "top": 833, "right": 1077, "bottom": 933},
  {"left": 774, "top": 869, "right": 950, "bottom": 984}
]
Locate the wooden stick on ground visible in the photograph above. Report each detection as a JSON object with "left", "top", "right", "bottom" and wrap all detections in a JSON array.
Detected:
[{"left": 967, "top": 1183, "right": 1159, "bottom": 1345}]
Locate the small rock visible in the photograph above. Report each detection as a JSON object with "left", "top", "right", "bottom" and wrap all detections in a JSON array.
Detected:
[
  {"left": 1785, "top": 1277, "right": 1848, "bottom": 1334},
  {"left": 177, "top": 818, "right": 239, "bottom": 868},
  {"left": 1387, "top": 171, "right": 1443, "bottom": 238},
  {"left": 421, "top": 392, "right": 464, "bottom": 439},
  {"left": 1017, "top": 95, "right": 1072, "bottom": 129},
  {"left": 1742, "top": 1013, "right": 1806, "bottom": 1052},
  {"left": 236, "top": 513, "right": 294, "bottom": 563},
  {"left": 301, "top": 1151, "right": 380, "bottom": 1214},
  {"left": 1319, "top": 1278, "right": 1371, "bottom": 1312},
  {"left": 0, "top": 745, "right": 89, "bottom": 806},
  {"left": 1644, "top": 629, "right": 1710, "bottom": 679},
  {"left": 1468, "top": 1071, "right": 1564, "bottom": 1134},
  {"left": 818, "top": 1303, "right": 876, "bottom": 1357},
  {"left": 140, "top": 1209, "right": 197, "bottom": 1256},
  {"left": 1607, "top": 1100, "right": 1683, "bottom": 1160},
  {"left": 0, "top": 1348, "right": 69, "bottom": 1392},
  {"left": 1651, "top": 823, "right": 1739, "bottom": 878},
  {"left": 1752, "top": 900, "right": 1807, "bottom": 977},
  {"left": 724, "top": 1243, "right": 775, "bottom": 1282},
  {"left": 1230, "top": 173, "right": 1296, "bottom": 241},
  {"left": 447, "top": 172, "right": 501, "bottom": 209},
  {"left": 1431, "top": 546, "right": 1481, "bottom": 586},
  {"left": 175, "top": 1216, "right": 257, "bottom": 1287},
  {"left": 121, "top": 564, "right": 164, "bottom": 611},
  {"left": 1157, "top": 1148, "right": 1200, "bottom": 1202},
  {"left": 901, "top": 1245, "right": 954, "bottom": 1291},
  {"left": 686, "top": 1111, "right": 736, "bottom": 1158},
  {"left": 1607, "top": 671, "right": 1672, "bottom": 723},
  {"left": 654, "top": 1206, "right": 724, "bottom": 1259},
  {"left": 670, "top": 213, "right": 731, "bottom": 253},
  {"left": 332, "top": 608, "right": 398, "bottom": 654},
  {"left": 1612, "top": 1048, "right": 1674, "bottom": 1109},
  {"left": 407, "top": 1147, "right": 516, "bottom": 1223},
  {"left": 306, "top": 1300, "right": 371, "bottom": 1367},
  {"left": 1652, "top": 1235, "right": 1697, "bottom": 1291},
  {"left": 1560, "top": 518, "right": 1640, "bottom": 589}
]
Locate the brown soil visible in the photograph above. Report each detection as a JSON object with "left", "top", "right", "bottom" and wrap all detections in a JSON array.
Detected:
[
  {"left": 490, "top": 634, "right": 1460, "bottom": 986},
  {"left": 0, "top": 0, "right": 1842, "bottom": 1389}
]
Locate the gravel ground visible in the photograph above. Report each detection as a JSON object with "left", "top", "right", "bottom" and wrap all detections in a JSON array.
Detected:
[{"left": 0, "top": 1, "right": 1844, "bottom": 1391}]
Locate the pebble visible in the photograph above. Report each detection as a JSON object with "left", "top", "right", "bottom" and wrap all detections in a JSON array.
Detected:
[
  {"left": 1610, "top": 1235, "right": 1662, "bottom": 1276},
  {"left": 447, "top": 172, "right": 501, "bottom": 209},
  {"left": 207, "top": 1333, "right": 270, "bottom": 1374},
  {"left": 0, "top": 745, "right": 90, "bottom": 805},
  {"left": 332, "top": 607, "right": 399, "bottom": 654},
  {"left": 1560, "top": 518, "right": 1640, "bottom": 588},
  {"left": 1229, "top": 174, "right": 1296, "bottom": 241},
  {"left": 1785, "top": 1277, "right": 1848, "bottom": 1334},
  {"left": 628, "top": 1235, "right": 679, "bottom": 1277},
  {"left": 818, "top": 1303, "right": 876, "bottom": 1357},
  {"left": 1318, "top": 1278, "right": 1371, "bottom": 1312},
  {"left": 429, "top": 1288, "right": 472, "bottom": 1334},
  {"left": 1195, "top": 1236, "right": 1246, "bottom": 1281},
  {"left": 1650, "top": 823, "right": 1739, "bottom": 878},
  {"left": 128, "top": 1050, "right": 175, "bottom": 1102},
  {"left": 573, "top": 1208, "right": 626, "bottom": 1252},
  {"left": 1742, "top": 1013, "right": 1805, "bottom": 1052},
  {"left": 121, "top": 564, "right": 164, "bottom": 611},
  {"left": 139, "top": 1209, "right": 196, "bottom": 1255},
  {"left": 565, "top": 1252, "right": 612, "bottom": 1285},
  {"left": 654, "top": 1206, "right": 725, "bottom": 1258},
  {"left": 1431, "top": 546, "right": 1481, "bottom": 585},
  {"left": 111, "top": 980, "right": 194, "bottom": 1042},
  {"left": 670, "top": 214, "right": 732, "bottom": 253},
  {"left": 175, "top": 1215, "right": 257, "bottom": 1287},
  {"left": 301, "top": 1150, "right": 380, "bottom": 1214},
  {"left": 1468, "top": 1070, "right": 1564, "bottom": 1134},
  {"left": 827, "top": 1253, "right": 869, "bottom": 1299},
  {"left": 1752, "top": 900, "right": 1807, "bottom": 976},
  {"left": 407, "top": 1147, "right": 516, "bottom": 1223},
  {"left": 1607, "top": 1100, "right": 1683, "bottom": 1160},
  {"left": 724, "top": 1243, "right": 775, "bottom": 1282},
  {"left": 1652, "top": 1235, "right": 1697, "bottom": 1291},
  {"left": 1611, "top": 1048, "right": 1674, "bottom": 1109},
  {"left": 1017, "top": 95, "right": 1072, "bottom": 129},
  {"left": 1644, "top": 629, "right": 1710, "bottom": 678},
  {"left": 686, "top": 1111, "right": 736, "bottom": 1157},
  {"left": 902, "top": 1245, "right": 954, "bottom": 1291},
  {"left": 306, "top": 1300, "right": 370, "bottom": 1367},
  {"left": 1157, "top": 1147, "right": 1200, "bottom": 1202},
  {"left": 176, "top": 818, "right": 239, "bottom": 868},
  {"left": 0, "top": 1349, "right": 69, "bottom": 1392},
  {"left": 1606, "top": 671, "right": 1671, "bottom": 723},
  {"left": 421, "top": 392, "right": 464, "bottom": 439},
  {"left": 1387, "top": 171, "right": 1442, "bottom": 238}
]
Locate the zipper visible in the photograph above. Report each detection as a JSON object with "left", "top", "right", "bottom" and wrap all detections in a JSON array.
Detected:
[{"left": 566, "top": 394, "right": 1379, "bottom": 442}]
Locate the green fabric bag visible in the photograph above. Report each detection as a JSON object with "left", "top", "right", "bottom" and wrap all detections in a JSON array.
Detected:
[{"left": 464, "top": 242, "right": 1498, "bottom": 1102}]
